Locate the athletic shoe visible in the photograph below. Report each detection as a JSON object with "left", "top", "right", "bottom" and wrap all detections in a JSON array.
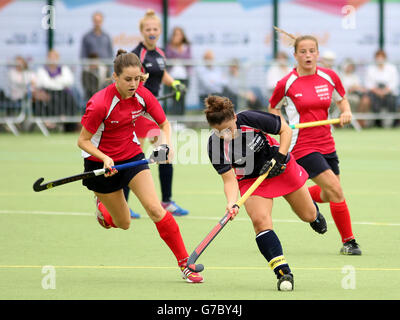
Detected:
[
  {"left": 277, "top": 273, "right": 294, "bottom": 291},
  {"left": 94, "top": 196, "right": 111, "bottom": 229},
  {"left": 161, "top": 201, "right": 189, "bottom": 216},
  {"left": 310, "top": 211, "right": 327, "bottom": 234},
  {"left": 340, "top": 239, "right": 362, "bottom": 255},
  {"left": 129, "top": 208, "right": 141, "bottom": 219},
  {"left": 180, "top": 264, "right": 204, "bottom": 283}
]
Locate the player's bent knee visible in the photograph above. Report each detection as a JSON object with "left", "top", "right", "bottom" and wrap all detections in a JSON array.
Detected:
[
  {"left": 115, "top": 219, "right": 131, "bottom": 230},
  {"left": 145, "top": 203, "right": 165, "bottom": 222},
  {"left": 323, "top": 185, "right": 344, "bottom": 202},
  {"left": 251, "top": 217, "right": 272, "bottom": 235},
  {"left": 302, "top": 210, "right": 317, "bottom": 223}
]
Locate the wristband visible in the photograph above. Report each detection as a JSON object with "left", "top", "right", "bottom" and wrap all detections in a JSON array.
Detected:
[{"left": 275, "top": 152, "right": 287, "bottom": 164}]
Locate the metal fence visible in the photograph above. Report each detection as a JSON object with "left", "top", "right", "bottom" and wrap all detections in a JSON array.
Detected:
[{"left": 1, "top": 59, "right": 400, "bottom": 136}]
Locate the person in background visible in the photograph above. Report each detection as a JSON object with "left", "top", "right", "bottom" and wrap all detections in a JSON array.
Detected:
[
  {"left": 319, "top": 50, "right": 337, "bottom": 71},
  {"left": 165, "top": 26, "right": 192, "bottom": 115},
  {"left": 223, "top": 58, "right": 264, "bottom": 111},
  {"left": 222, "top": 58, "right": 241, "bottom": 110},
  {"left": 196, "top": 49, "right": 227, "bottom": 103},
  {"left": 319, "top": 50, "right": 339, "bottom": 116},
  {"left": 3, "top": 56, "right": 36, "bottom": 115},
  {"left": 266, "top": 51, "right": 291, "bottom": 99},
  {"left": 80, "top": 11, "right": 114, "bottom": 63},
  {"left": 364, "top": 49, "right": 399, "bottom": 128},
  {"left": 34, "top": 49, "right": 78, "bottom": 130},
  {"left": 130, "top": 9, "right": 188, "bottom": 218},
  {"left": 339, "top": 59, "right": 369, "bottom": 128},
  {"left": 81, "top": 53, "right": 108, "bottom": 101}
]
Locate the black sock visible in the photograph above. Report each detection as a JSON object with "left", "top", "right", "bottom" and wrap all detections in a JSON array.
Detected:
[
  {"left": 123, "top": 185, "right": 130, "bottom": 201},
  {"left": 313, "top": 201, "right": 320, "bottom": 221},
  {"left": 255, "top": 229, "right": 291, "bottom": 278},
  {"left": 159, "top": 163, "right": 173, "bottom": 203}
]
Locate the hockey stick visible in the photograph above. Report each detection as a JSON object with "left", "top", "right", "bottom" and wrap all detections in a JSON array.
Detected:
[
  {"left": 157, "top": 91, "right": 177, "bottom": 101},
  {"left": 157, "top": 86, "right": 187, "bottom": 102},
  {"left": 187, "top": 159, "right": 276, "bottom": 273},
  {"left": 33, "top": 158, "right": 153, "bottom": 192},
  {"left": 289, "top": 118, "right": 340, "bottom": 129}
]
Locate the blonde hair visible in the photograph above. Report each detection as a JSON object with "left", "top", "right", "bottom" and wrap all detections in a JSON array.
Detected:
[
  {"left": 139, "top": 9, "right": 161, "bottom": 31},
  {"left": 273, "top": 26, "right": 319, "bottom": 53}
]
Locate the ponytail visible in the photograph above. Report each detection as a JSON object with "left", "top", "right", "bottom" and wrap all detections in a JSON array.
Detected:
[{"left": 274, "top": 26, "right": 319, "bottom": 53}]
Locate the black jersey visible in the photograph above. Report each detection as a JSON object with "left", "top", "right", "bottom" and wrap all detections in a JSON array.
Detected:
[
  {"left": 132, "top": 42, "right": 166, "bottom": 96},
  {"left": 208, "top": 110, "right": 286, "bottom": 180}
]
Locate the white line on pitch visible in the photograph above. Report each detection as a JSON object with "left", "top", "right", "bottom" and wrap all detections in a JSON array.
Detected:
[
  {"left": 0, "top": 265, "right": 399, "bottom": 272},
  {"left": 0, "top": 209, "right": 399, "bottom": 227}
]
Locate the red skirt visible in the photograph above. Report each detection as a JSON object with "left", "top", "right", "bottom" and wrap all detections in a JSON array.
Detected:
[
  {"left": 135, "top": 117, "right": 160, "bottom": 138},
  {"left": 238, "top": 155, "right": 308, "bottom": 199}
]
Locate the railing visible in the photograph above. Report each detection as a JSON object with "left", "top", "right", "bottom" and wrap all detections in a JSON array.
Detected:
[
  {"left": 1, "top": 60, "right": 399, "bottom": 135},
  {"left": 0, "top": 95, "right": 28, "bottom": 136}
]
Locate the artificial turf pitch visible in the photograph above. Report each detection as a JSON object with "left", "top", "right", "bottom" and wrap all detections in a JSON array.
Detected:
[{"left": 0, "top": 128, "right": 399, "bottom": 301}]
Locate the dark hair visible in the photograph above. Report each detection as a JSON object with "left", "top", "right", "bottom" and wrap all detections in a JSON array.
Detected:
[
  {"left": 113, "top": 49, "right": 149, "bottom": 80},
  {"left": 204, "top": 95, "right": 235, "bottom": 125},
  {"left": 170, "top": 26, "right": 190, "bottom": 45}
]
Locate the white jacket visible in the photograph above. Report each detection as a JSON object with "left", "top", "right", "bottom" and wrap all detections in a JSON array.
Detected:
[{"left": 36, "top": 65, "right": 74, "bottom": 91}]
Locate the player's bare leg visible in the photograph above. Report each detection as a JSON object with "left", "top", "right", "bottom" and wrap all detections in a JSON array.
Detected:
[
  {"left": 94, "top": 190, "right": 131, "bottom": 229},
  {"left": 283, "top": 184, "right": 327, "bottom": 234}
]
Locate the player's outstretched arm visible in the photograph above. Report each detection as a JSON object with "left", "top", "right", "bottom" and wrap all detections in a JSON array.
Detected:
[
  {"left": 336, "top": 97, "right": 352, "bottom": 126},
  {"left": 221, "top": 170, "right": 240, "bottom": 220}
]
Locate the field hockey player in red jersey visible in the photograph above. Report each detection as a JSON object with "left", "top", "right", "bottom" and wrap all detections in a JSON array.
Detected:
[
  {"left": 77, "top": 50, "right": 203, "bottom": 283},
  {"left": 268, "top": 27, "right": 361, "bottom": 255},
  {"left": 205, "top": 95, "right": 328, "bottom": 291}
]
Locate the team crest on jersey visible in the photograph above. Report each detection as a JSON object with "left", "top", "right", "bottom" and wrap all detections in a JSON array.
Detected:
[
  {"left": 314, "top": 84, "right": 330, "bottom": 101},
  {"left": 156, "top": 57, "right": 165, "bottom": 70},
  {"left": 131, "top": 110, "right": 144, "bottom": 122}
]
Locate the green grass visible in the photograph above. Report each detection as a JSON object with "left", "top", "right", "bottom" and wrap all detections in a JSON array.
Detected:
[{"left": 0, "top": 128, "right": 400, "bottom": 300}]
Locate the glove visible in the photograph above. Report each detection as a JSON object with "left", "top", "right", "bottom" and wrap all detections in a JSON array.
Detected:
[
  {"left": 247, "top": 132, "right": 267, "bottom": 153},
  {"left": 172, "top": 80, "right": 186, "bottom": 101},
  {"left": 150, "top": 144, "right": 170, "bottom": 163},
  {"left": 259, "top": 152, "right": 287, "bottom": 178}
]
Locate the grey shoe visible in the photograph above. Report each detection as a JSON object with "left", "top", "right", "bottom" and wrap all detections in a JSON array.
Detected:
[{"left": 340, "top": 239, "right": 362, "bottom": 255}]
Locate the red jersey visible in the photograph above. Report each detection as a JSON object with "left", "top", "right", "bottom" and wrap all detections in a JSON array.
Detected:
[
  {"left": 81, "top": 83, "right": 167, "bottom": 162},
  {"left": 269, "top": 66, "right": 345, "bottom": 160}
]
